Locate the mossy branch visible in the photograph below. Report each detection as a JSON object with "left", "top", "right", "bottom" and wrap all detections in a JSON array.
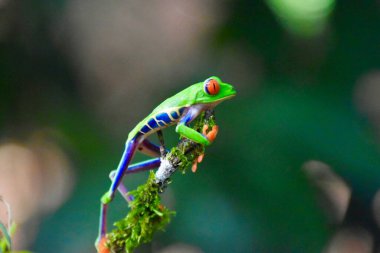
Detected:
[{"left": 106, "top": 110, "right": 216, "bottom": 253}]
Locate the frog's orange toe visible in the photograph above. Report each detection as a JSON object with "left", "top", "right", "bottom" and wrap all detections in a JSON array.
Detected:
[
  {"left": 97, "top": 237, "right": 110, "bottom": 253},
  {"left": 192, "top": 160, "right": 198, "bottom": 173},
  {"left": 202, "top": 125, "right": 209, "bottom": 135},
  {"left": 197, "top": 153, "right": 204, "bottom": 163}
]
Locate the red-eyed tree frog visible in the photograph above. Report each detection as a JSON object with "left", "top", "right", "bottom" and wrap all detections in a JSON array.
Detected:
[{"left": 96, "top": 76, "right": 236, "bottom": 251}]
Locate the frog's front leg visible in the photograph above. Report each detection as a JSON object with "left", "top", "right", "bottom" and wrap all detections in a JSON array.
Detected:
[
  {"left": 156, "top": 130, "right": 167, "bottom": 157},
  {"left": 175, "top": 107, "right": 216, "bottom": 146},
  {"left": 175, "top": 107, "right": 218, "bottom": 172},
  {"left": 191, "top": 124, "right": 218, "bottom": 172}
]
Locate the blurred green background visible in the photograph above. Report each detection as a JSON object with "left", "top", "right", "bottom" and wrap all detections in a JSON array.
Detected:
[{"left": 1, "top": 0, "right": 380, "bottom": 252}]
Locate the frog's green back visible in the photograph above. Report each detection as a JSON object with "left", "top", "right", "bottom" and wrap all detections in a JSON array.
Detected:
[{"left": 126, "top": 84, "right": 200, "bottom": 141}]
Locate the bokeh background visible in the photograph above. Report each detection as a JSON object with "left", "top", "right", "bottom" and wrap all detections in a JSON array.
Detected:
[{"left": 1, "top": 0, "right": 380, "bottom": 252}]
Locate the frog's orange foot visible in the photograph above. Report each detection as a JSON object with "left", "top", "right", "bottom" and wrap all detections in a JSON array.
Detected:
[
  {"left": 192, "top": 153, "right": 205, "bottom": 173},
  {"left": 96, "top": 237, "right": 110, "bottom": 253},
  {"left": 203, "top": 125, "right": 219, "bottom": 143}
]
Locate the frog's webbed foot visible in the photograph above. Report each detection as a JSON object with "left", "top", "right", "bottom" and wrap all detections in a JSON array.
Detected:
[
  {"left": 192, "top": 124, "right": 219, "bottom": 173},
  {"left": 203, "top": 124, "right": 218, "bottom": 143},
  {"left": 96, "top": 236, "right": 110, "bottom": 253}
]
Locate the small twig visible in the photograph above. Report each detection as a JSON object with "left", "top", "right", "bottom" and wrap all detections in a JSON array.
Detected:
[
  {"left": 0, "top": 197, "right": 13, "bottom": 252},
  {"left": 0, "top": 197, "right": 12, "bottom": 231}
]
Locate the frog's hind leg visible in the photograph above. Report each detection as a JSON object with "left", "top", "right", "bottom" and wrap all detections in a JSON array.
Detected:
[
  {"left": 110, "top": 137, "right": 165, "bottom": 202},
  {"left": 137, "top": 139, "right": 161, "bottom": 157},
  {"left": 97, "top": 135, "right": 166, "bottom": 251},
  {"left": 115, "top": 132, "right": 168, "bottom": 201},
  {"left": 97, "top": 138, "right": 139, "bottom": 250},
  {"left": 137, "top": 131, "right": 168, "bottom": 157},
  {"left": 109, "top": 157, "right": 161, "bottom": 202}
]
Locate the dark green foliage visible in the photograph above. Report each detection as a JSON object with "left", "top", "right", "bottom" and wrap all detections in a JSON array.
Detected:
[{"left": 107, "top": 171, "right": 174, "bottom": 253}]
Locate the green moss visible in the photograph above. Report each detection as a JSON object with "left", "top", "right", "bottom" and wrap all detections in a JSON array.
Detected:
[{"left": 107, "top": 172, "right": 174, "bottom": 253}]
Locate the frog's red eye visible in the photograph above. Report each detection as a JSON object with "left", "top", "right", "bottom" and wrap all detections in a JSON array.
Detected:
[{"left": 204, "top": 78, "right": 220, "bottom": 95}]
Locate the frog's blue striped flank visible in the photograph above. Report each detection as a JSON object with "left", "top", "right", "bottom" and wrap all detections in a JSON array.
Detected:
[{"left": 138, "top": 107, "right": 187, "bottom": 135}]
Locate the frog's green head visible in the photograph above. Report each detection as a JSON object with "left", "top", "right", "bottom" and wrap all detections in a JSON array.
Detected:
[{"left": 193, "top": 76, "right": 236, "bottom": 105}]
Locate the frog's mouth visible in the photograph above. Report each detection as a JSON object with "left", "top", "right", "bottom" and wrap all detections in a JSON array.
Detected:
[
  {"left": 202, "top": 93, "right": 236, "bottom": 108},
  {"left": 214, "top": 87, "right": 237, "bottom": 102}
]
